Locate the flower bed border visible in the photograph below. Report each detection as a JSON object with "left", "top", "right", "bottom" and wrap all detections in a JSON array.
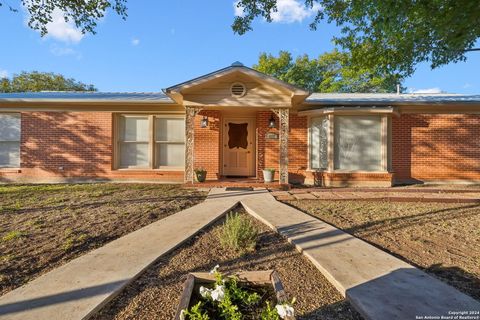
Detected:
[{"left": 174, "top": 270, "right": 294, "bottom": 319}]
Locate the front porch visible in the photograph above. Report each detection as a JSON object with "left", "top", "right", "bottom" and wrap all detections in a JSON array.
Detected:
[
  {"left": 164, "top": 62, "right": 308, "bottom": 186},
  {"left": 184, "top": 107, "right": 291, "bottom": 186}
]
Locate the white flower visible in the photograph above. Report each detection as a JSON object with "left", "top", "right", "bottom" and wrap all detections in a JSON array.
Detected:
[
  {"left": 179, "top": 309, "right": 186, "bottom": 320},
  {"left": 275, "top": 304, "right": 295, "bottom": 319},
  {"left": 199, "top": 286, "right": 212, "bottom": 298},
  {"left": 210, "top": 285, "right": 225, "bottom": 302},
  {"left": 209, "top": 264, "right": 220, "bottom": 274}
]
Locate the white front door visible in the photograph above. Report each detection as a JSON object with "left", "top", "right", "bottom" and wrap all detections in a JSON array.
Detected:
[{"left": 222, "top": 118, "right": 255, "bottom": 176}]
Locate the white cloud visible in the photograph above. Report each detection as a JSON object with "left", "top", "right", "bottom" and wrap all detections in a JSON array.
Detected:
[
  {"left": 408, "top": 87, "right": 444, "bottom": 94},
  {"left": 270, "top": 0, "right": 322, "bottom": 23},
  {"left": 463, "top": 83, "right": 472, "bottom": 89},
  {"left": 233, "top": 1, "right": 245, "bottom": 17},
  {"left": 234, "top": 0, "right": 321, "bottom": 23},
  {"left": 0, "top": 69, "right": 8, "bottom": 79},
  {"left": 50, "top": 45, "right": 82, "bottom": 59},
  {"left": 131, "top": 38, "right": 140, "bottom": 46},
  {"left": 44, "top": 9, "right": 84, "bottom": 43}
]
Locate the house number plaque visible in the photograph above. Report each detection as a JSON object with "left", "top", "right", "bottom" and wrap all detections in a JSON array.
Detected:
[{"left": 266, "top": 132, "right": 279, "bottom": 140}]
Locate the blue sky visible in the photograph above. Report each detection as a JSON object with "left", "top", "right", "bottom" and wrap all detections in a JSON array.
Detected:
[{"left": 0, "top": 0, "right": 478, "bottom": 94}]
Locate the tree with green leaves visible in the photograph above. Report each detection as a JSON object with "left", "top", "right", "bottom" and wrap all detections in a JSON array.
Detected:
[
  {"left": 0, "top": 71, "right": 97, "bottom": 92},
  {"left": 234, "top": 0, "right": 480, "bottom": 77},
  {"left": 3, "top": 1, "right": 478, "bottom": 78},
  {"left": 0, "top": 0, "right": 127, "bottom": 35},
  {"left": 254, "top": 50, "right": 401, "bottom": 93}
]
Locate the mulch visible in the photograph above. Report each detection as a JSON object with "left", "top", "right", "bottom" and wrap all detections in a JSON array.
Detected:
[{"left": 92, "top": 207, "right": 363, "bottom": 320}]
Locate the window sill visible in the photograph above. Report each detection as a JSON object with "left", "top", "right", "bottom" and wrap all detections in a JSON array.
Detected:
[
  {"left": 306, "top": 168, "right": 329, "bottom": 172},
  {"left": 331, "top": 170, "right": 390, "bottom": 174},
  {"left": 114, "top": 168, "right": 185, "bottom": 172},
  {"left": 306, "top": 169, "right": 391, "bottom": 174},
  {"left": 0, "top": 168, "right": 21, "bottom": 173}
]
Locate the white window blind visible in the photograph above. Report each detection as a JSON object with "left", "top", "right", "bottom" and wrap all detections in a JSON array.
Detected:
[
  {"left": 334, "top": 116, "right": 382, "bottom": 171},
  {"left": 155, "top": 118, "right": 185, "bottom": 167},
  {"left": 119, "top": 116, "right": 149, "bottom": 168},
  {"left": 117, "top": 115, "right": 185, "bottom": 169},
  {"left": 310, "top": 116, "right": 329, "bottom": 169},
  {"left": 0, "top": 113, "right": 21, "bottom": 167}
]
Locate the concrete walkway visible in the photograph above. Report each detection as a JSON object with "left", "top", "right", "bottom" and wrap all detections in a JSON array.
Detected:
[
  {"left": 0, "top": 195, "right": 239, "bottom": 320},
  {"left": 1, "top": 188, "right": 479, "bottom": 320},
  {"left": 209, "top": 188, "right": 480, "bottom": 320}
]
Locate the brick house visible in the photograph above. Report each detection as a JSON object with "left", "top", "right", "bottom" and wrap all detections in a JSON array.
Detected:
[{"left": 1, "top": 62, "right": 479, "bottom": 186}]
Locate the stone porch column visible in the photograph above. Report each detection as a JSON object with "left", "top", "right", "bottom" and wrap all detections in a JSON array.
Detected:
[
  {"left": 185, "top": 106, "right": 202, "bottom": 183},
  {"left": 272, "top": 108, "right": 289, "bottom": 185}
]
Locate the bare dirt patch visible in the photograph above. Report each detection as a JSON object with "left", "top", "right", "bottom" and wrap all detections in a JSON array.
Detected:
[
  {"left": 286, "top": 200, "right": 480, "bottom": 300},
  {"left": 92, "top": 207, "right": 363, "bottom": 320},
  {"left": 400, "top": 184, "right": 480, "bottom": 190},
  {"left": 0, "top": 183, "right": 206, "bottom": 295}
]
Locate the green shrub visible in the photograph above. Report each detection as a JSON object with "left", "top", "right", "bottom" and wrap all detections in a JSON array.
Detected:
[
  {"left": 62, "top": 230, "right": 89, "bottom": 251},
  {"left": 219, "top": 213, "right": 258, "bottom": 253},
  {"left": 2, "top": 230, "right": 26, "bottom": 242}
]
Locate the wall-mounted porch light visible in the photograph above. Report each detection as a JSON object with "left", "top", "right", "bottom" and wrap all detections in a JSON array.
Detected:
[
  {"left": 200, "top": 116, "right": 209, "bottom": 128},
  {"left": 268, "top": 115, "right": 276, "bottom": 128}
]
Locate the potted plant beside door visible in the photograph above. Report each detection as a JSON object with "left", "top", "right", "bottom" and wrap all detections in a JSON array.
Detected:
[
  {"left": 262, "top": 168, "right": 276, "bottom": 183},
  {"left": 194, "top": 167, "right": 207, "bottom": 183}
]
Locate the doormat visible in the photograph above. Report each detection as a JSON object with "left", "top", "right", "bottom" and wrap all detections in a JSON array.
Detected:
[{"left": 225, "top": 187, "right": 254, "bottom": 191}]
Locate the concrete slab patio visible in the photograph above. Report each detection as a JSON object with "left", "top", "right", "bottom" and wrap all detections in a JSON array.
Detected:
[{"left": 1, "top": 187, "right": 478, "bottom": 320}]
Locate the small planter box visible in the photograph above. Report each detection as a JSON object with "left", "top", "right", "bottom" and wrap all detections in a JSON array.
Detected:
[{"left": 175, "top": 270, "right": 294, "bottom": 319}]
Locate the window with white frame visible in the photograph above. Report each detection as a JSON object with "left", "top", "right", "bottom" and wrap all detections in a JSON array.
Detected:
[
  {"left": 334, "top": 115, "right": 382, "bottom": 171},
  {"left": 310, "top": 116, "right": 329, "bottom": 170},
  {"left": 117, "top": 115, "right": 185, "bottom": 169},
  {"left": 309, "top": 114, "right": 384, "bottom": 172},
  {"left": 0, "top": 113, "right": 21, "bottom": 168},
  {"left": 119, "top": 116, "right": 150, "bottom": 168}
]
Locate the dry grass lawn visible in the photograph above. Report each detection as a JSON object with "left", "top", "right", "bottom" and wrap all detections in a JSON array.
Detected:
[
  {"left": 0, "top": 183, "right": 206, "bottom": 295},
  {"left": 285, "top": 200, "right": 480, "bottom": 301}
]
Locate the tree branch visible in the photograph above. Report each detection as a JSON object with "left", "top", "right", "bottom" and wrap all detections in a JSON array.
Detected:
[{"left": 464, "top": 48, "right": 480, "bottom": 52}]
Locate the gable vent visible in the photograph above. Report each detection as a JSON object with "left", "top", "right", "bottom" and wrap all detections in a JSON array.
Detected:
[{"left": 230, "top": 82, "right": 247, "bottom": 97}]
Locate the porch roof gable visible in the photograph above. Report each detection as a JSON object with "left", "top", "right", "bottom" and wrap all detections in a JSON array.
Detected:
[
  {"left": 164, "top": 62, "right": 310, "bottom": 107},
  {"left": 165, "top": 62, "right": 309, "bottom": 95}
]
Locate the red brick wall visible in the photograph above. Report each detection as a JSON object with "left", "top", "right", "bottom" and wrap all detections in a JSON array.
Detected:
[
  {"left": 392, "top": 114, "right": 480, "bottom": 183},
  {"left": 21, "top": 112, "right": 112, "bottom": 177},
  {"left": 289, "top": 113, "right": 309, "bottom": 183},
  {"left": 4, "top": 111, "right": 479, "bottom": 186},
  {"left": 255, "top": 111, "right": 309, "bottom": 183},
  {"left": 0, "top": 112, "right": 184, "bottom": 183},
  {"left": 311, "top": 172, "right": 393, "bottom": 187},
  {"left": 194, "top": 110, "right": 221, "bottom": 180},
  {"left": 256, "top": 111, "right": 279, "bottom": 177}
]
